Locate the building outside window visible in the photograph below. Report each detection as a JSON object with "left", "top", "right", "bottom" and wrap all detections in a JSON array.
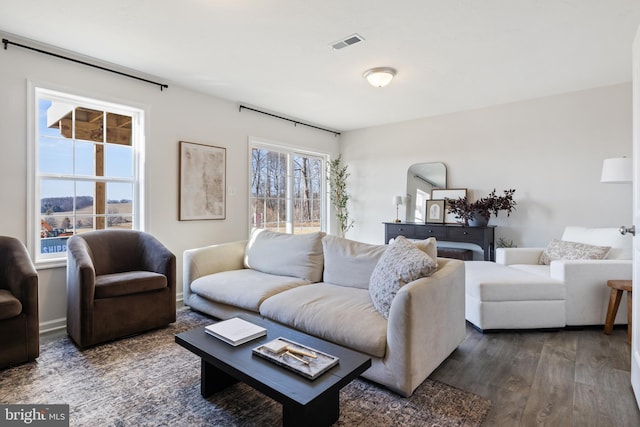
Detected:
[
  {"left": 30, "top": 86, "right": 144, "bottom": 264},
  {"left": 249, "top": 140, "right": 326, "bottom": 234}
]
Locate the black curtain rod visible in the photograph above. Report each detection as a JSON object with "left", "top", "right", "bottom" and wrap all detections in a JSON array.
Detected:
[
  {"left": 239, "top": 105, "right": 340, "bottom": 136},
  {"left": 3, "top": 38, "right": 168, "bottom": 91}
]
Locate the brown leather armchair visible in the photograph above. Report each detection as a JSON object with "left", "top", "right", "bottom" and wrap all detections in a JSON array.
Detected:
[
  {"left": 0, "top": 236, "right": 39, "bottom": 369},
  {"left": 66, "top": 229, "right": 176, "bottom": 348}
]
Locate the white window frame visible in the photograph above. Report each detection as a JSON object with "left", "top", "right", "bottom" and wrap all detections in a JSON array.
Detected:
[
  {"left": 27, "top": 83, "right": 146, "bottom": 268},
  {"left": 248, "top": 137, "right": 328, "bottom": 235}
]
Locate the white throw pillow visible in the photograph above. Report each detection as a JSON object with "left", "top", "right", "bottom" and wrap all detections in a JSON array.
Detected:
[
  {"left": 538, "top": 238, "right": 611, "bottom": 265},
  {"left": 322, "top": 235, "right": 387, "bottom": 289},
  {"left": 412, "top": 237, "right": 438, "bottom": 262},
  {"left": 244, "top": 229, "right": 325, "bottom": 282},
  {"left": 369, "top": 236, "right": 437, "bottom": 319}
]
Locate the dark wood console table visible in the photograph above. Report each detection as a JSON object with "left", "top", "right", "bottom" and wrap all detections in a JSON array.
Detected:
[{"left": 384, "top": 222, "right": 496, "bottom": 261}]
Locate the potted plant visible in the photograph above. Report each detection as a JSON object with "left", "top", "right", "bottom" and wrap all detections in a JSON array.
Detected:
[
  {"left": 446, "top": 189, "right": 516, "bottom": 227},
  {"left": 328, "top": 155, "right": 354, "bottom": 237}
]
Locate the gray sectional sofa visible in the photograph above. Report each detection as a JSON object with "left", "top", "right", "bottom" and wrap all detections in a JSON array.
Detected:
[{"left": 183, "top": 229, "right": 465, "bottom": 397}]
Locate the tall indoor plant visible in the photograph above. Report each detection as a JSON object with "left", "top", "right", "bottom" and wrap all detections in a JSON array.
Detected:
[
  {"left": 447, "top": 189, "right": 516, "bottom": 226},
  {"left": 328, "top": 155, "right": 354, "bottom": 237}
]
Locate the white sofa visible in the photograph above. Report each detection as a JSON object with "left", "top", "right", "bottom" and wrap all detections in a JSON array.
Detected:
[
  {"left": 183, "top": 230, "right": 466, "bottom": 397},
  {"left": 465, "top": 226, "right": 632, "bottom": 331}
]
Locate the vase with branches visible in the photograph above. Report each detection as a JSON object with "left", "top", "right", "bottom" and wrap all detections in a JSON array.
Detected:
[
  {"left": 328, "top": 155, "right": 354, "bottom": 237},
  {"left": 446, "top": 189, "right": 516, "bottom": 226}
]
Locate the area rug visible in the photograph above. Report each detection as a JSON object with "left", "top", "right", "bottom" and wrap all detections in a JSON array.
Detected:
[{"left": 0, "top": 309, "right": 491, "bottom": 426}]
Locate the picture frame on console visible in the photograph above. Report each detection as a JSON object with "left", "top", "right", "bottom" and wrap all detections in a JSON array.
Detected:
[
  {"left": 431, "top": 188, "right": 467, "bottom": 224},
  {"left": 426, "top": 200, "right": 445, "bottom": 223},
  {"left": 179, "top": 141, "right": 226, "bottom": 220}
]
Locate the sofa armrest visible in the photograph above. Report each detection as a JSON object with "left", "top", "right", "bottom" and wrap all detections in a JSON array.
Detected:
[
  {"left": 183, "top": 240, "right": 248, "bottom": 300},
  {"left": 384, "top": 257, "right": 466, "bottom": 396},
  {"left": 0, "top": 237, "right": 38, "bottom": 308},
  {"left": 550, "top": 259, "right": 632, "bottom": 325},
  {"left": 66, "top": 236, "right": 97, "bottom": 303},
  {"left": 496, "top": 247, "right": 544, "bottom": 265}
]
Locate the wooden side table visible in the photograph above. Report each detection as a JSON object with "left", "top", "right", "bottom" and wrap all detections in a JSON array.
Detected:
[{"left": 604, "top": 279, "right": 632, "bottom": 344}]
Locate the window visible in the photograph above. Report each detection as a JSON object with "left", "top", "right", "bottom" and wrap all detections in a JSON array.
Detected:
[
  {"left": 30, "top": 86, "right": 144, "bottom": 264},
  {"left": 249, "top": 140, "right": 326, "bottom": 234}
]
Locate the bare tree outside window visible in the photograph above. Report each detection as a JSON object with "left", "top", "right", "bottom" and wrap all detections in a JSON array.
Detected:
[{"left": 250, "top": 145, "right": 325, "bottom": 234}]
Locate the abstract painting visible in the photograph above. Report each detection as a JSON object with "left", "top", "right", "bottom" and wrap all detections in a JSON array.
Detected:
[{"left": 179, "top": 141, "right": 226, "bottom": 220}]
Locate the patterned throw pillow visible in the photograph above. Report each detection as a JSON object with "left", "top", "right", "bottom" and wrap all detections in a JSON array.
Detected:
[
  {"left": 369, "top": 236, "right": 438, "bottom": 319},
  {"left": 538, "top": 238, "right": 611, "bottom": 265}
]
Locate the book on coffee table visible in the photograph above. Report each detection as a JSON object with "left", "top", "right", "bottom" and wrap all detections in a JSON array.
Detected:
[
  {"left": 253, "top": 337, "right": 339, "bottom": 380},
  {"left": 205, "top": 317, "right": 267, "bottom": 346}
]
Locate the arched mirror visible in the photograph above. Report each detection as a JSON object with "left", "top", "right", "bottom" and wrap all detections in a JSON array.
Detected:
[{"left": 405, "top": 162, "right": 447, "bottom": 222}]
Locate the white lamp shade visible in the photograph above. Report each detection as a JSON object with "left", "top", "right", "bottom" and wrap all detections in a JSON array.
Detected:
[
  {"left": 392, "top": 195, "right": 403, "bottom": 206},
  {"left": 601, "top": 157, "right": 632, "bottom": 183},
  {"left": 364, "top": 67, "right": 396, "bottom": 88}
]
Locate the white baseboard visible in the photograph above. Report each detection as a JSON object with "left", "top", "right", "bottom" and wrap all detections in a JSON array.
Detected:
[{"left": 39, "top": 317, "right": 66, "bottom": 335}]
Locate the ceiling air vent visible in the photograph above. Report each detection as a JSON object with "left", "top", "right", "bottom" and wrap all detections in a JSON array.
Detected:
[{"left": 330, "top": 33, "right": 365, "bottom": 50}]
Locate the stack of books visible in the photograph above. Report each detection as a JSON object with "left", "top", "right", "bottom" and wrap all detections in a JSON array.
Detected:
[{"left": 205, "top": 317, "right": 267, "bottom": 346}]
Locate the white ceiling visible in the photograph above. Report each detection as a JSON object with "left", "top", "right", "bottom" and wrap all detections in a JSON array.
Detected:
[{"left": 2, "top": 0, "right": 640, "bottom": 132}]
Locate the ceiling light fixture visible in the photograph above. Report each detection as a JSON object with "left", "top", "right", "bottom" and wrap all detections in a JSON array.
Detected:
[{"left": 363, "top": 67, "right": 397, "bottom": 88}]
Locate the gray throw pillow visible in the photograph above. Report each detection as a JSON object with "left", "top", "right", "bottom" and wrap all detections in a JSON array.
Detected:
[
  {"left": 539, "top": 238, "right": 611, "bottom": 265},
  {"left": 369, "top": 236, "right": 437, "bottom": 319}
]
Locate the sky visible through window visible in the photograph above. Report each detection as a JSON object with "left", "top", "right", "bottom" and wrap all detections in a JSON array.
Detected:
[{"left": 38, "top": 99, "right": 133, "bottom": 201}]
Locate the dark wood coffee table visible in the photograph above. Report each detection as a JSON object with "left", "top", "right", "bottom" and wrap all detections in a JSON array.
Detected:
[{"left": 175, "top": 315, "right": 372, "bottom": 427}]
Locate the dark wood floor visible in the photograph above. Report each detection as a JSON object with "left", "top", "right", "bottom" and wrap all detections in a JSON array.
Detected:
[{"left": 430, "top": 323, "right": 640, "bottom": 426}]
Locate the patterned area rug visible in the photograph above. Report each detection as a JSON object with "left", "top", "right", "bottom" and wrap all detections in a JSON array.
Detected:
[{"left": 0, "top": 309, "right": 491, "bottom": 426}]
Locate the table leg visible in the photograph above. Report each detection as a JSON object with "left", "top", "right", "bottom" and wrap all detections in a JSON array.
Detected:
[
  {"left": 604, "top": 289, "right": 623, "bottom": 335},
  {"left": 201, "top": 359, "right": 238, "bottom": 397},
  {"left": 282, "top": 390, "right": 339, "bottom": 427}
]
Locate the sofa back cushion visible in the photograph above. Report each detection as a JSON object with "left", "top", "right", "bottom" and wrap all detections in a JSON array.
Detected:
[
  {"left": 561, "top": 226, "right": 631, "bottom": 260},
  {"left": 322, "top": 235, "right": 387, "bottom": 289},
  {"left": 244, "top": 229, "right": 325, "bottom": 282},
  {"left": 389, "top": 237, "right": 438, "bottom": 261}
]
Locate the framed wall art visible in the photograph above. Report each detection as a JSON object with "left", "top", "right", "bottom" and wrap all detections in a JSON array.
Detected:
[
  {"left": 179, "top": 141, "right": 226, "bottom": 220},
  {"left": 426, "top": 200, "right": 445, "bottom": 223},
  {"left": 430, "top": 188, "right": 467, "bottom": 224}
]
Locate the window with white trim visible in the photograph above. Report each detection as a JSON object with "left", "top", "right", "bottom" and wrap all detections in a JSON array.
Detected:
[
  {"left": 249, "top": 140, "right": 327, "bottom": 234},
  {"left": 30, "top": 87, "right": 144, "bottom": 264}
]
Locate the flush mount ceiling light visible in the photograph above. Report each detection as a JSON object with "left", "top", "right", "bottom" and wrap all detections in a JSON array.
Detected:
[{"left": 363, "top": 67, "right": 397, "bottom": 88}]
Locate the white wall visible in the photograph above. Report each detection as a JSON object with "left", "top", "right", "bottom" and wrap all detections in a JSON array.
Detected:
[
  {"left": 340, "top": 84, "right": 633, "bottom": 255},
  {"left": 0, "top": 42, "right": 338, "bottom": 331}
]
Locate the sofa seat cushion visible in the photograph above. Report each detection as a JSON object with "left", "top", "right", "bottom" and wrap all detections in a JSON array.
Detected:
[
  {"left": 465, "top": 261, "right": 564, "bottom": 302},
  {"left": 0, "top": 289, "right": 22, "bottom": 320},
  {"left": 94, "top": 271, "right": 167, "bottom": 299},
  {"left": 259, "top": 283, "right": 387, "bottom": 358},
  {"left": 191, "top": 269, "right": 310, "bottom": 312}
]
